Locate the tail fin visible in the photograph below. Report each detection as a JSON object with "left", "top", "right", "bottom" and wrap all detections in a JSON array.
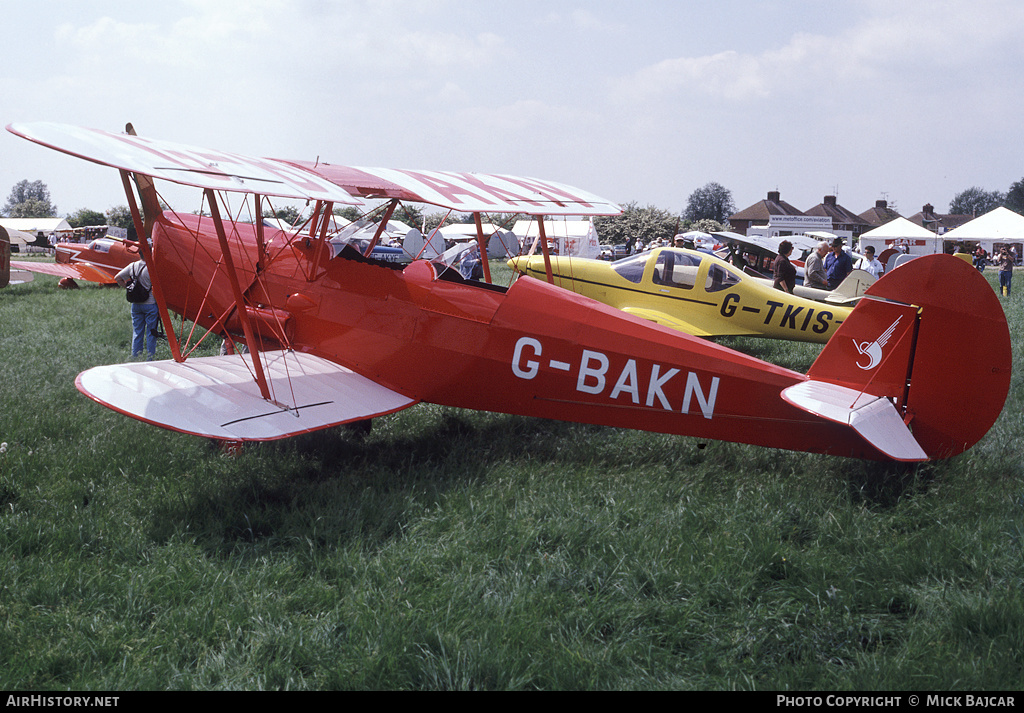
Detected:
[
  {"left": 797, "top": 254, "right": 1011, "bottom": 460},
  {"left": 825, "top": 268, "right": 875, "bottom": 304}
]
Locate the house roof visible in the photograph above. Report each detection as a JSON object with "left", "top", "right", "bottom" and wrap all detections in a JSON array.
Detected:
[
  {"left": 858, "top": 200, "right": 901, "bottom": 227},
  {"left": 906, "top": 204, "right": 973, "bottom": 232},
  {"left": 729, "top": 191, "right": 804, "bottom": 222},
  {"left": 804, "top": 196, "right": 871, "bottom": 228}
]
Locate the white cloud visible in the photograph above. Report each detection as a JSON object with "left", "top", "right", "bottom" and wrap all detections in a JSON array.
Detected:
[
  {"left": 619, "top": 0, "right": 1024, "bottom": 107},
  {"left": 4, "top": 0, "right": 1024, "bottom": 218}
]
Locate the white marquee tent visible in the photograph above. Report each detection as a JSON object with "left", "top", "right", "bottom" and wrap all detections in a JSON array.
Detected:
[
  {"left": 942, "top": 207, "right": 1024, "bottom": 253},
  {"left": 513, "top": 219, "right": 600, "bottom": 259},
  {"left": 0, "top": 217, "right": 72, "bottom": 236},
  {"left": 858, "top": 217, "right": 940, "bottom": 255}
]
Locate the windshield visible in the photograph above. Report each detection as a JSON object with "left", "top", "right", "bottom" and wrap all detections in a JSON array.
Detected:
[
  {"left": 327, "top": 219, "right": 371, "bottom": 258},
  {"left": 611, "top": 253, "right": 649, "bottom": 283}
]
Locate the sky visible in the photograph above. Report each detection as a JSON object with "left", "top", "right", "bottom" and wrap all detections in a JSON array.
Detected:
[{"left": 2, "top": 0, "right": 1023, "bottom": 221}]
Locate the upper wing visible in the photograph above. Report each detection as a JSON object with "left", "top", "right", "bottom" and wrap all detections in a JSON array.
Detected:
[
  {"left": 619, "top": 306, "right": 758, "bottom": 338},
  {"left": 7, "top": 122, "right": 360, "bottom": 204},
  {"left": 7, "top": 122, "right": 620, "bottom": 216},
  {"left": 76, "top": 350, "right": 418, "bottom": 441},
  {"left": 712, "top": 230, "right": 782, "bottom": 253},
  {"left": 283, "top": 162, "right": 621, "bottom": 216},
  {"left": 10, "top": 260, "right": 117, "bottom": 285}
]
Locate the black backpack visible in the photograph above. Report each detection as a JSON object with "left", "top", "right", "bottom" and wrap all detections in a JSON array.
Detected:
[{"left": 125, "top": 265, "right": 150, "bottom": 303}]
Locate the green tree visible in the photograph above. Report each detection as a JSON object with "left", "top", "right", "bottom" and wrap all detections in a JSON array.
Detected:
[
  {"left": 265, "top": 206, "right": 301, "bottom": 226},
  {"left": 593, "top": 202, "right": 679, "bottom": 248},
  {"left": 949, "top": 187, "right": 1004, "bottom": 216},
  {"left": 3, "top": 180, "right": 57, "bottom": 217},
  {"left": 684, "top": 182, "right": 735, "bottom": 223},
  {"left": 105, "top": 206, "right": 134, "bottom": 231},
  {"left": 689, "top": 218, "right": 726, "bottom": 234},
  {"left": 67, "top": 208, "right": 107, "bottom": 228},
  {"left": 1004, "top": 179, "right": 1024, "bottom": 216}
]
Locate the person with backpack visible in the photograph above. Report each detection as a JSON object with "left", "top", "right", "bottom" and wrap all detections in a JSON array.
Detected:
[{"left": 115, "top": 258, "right": 160, "bottom": 360}]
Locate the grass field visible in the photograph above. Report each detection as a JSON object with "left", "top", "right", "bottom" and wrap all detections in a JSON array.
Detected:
[{"left": 0, "top": 264, "right": 1022, "bottom": 690}]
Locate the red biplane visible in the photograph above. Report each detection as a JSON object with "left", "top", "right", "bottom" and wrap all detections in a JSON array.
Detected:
[{"left": 6, "top": 122, "right": 1012, "bottom": 462}]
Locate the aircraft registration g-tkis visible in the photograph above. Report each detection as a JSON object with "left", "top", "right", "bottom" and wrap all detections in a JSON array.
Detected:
[
  {"left": 508, "top": 248, "right": 853, "bottom": 344},
  {"left": 5, "top": 122, "right": 1012, "bottom": 463}
]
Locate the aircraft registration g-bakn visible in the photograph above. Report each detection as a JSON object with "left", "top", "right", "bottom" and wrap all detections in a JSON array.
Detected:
[
  {"left": 508, "top": 248, "right": 853, "bottom": 343},
  {"left": 5, "top": 122, "right": 1012, "bottom": 463}
]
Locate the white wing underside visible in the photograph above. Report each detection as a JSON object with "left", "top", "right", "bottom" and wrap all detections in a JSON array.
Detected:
[
  {"left": 76, "top": 350, "right": 417, "bottom": 441},
  {"left": 781, "top": 380, "right": 927, "bottom": 462}
]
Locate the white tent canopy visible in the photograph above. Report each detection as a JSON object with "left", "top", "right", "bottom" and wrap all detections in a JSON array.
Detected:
[
  {"left": 0, "top": 225, "right": 36, "bottom": 248},
  {"left": 858, "top": 217, "right": 939, "bottom": 256},
  {"left": 942, "top": 207, "right": 1024, "bottom": 246},
  {"left": 513, "top": 219, "right": 601, "bottom": 259},
  {"left": 0, "top": 218, "right": 72, "bottom": 235}
]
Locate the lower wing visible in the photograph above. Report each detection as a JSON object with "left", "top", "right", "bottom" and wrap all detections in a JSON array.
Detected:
[
  {"left": 76, "top": 350, "right": 418, "bottom": 440},
  {"left": 620, "top": 306, "right": 757, "bottom": 338},
  {"left": 11, "top": 260, "right": 117, "bottom": 285}
]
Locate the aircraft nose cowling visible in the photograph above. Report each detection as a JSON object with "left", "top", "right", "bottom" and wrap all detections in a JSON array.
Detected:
[
  {"left": 507, "top": 256, "right": 530, "bottom": 274},
  {"left": 507, "top": 255, "right": 552, "bottom": 275}
]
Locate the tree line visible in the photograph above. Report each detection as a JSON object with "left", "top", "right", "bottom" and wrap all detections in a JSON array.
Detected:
[
  {"left": 949, "top": 181, "right": 1024, "bottom": 216},
  {"left": 6, "top": 177, "right": 1023, "bottom": 249}
]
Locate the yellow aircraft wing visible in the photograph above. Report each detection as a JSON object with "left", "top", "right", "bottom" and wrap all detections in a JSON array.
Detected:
[{"left": 619, "top": 306, "right": 758, "bottom": 338}]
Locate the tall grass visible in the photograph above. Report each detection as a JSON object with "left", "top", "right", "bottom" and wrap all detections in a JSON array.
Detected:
[{"left": 0, "top": 266, "right": 1021, "bottom": 690}]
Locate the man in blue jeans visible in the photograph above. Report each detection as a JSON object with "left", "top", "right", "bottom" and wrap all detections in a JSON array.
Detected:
[
  {"left": 115, "top": 258, "right": 160, "bottom": 360},
  {"left": 995, "top": 247, "right": 1014, "bottom": 297}
]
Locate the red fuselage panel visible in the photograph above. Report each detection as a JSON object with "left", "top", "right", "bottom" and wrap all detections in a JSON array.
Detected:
[{"left": 152, "top": 213, "right": 886, "bottom": 459}]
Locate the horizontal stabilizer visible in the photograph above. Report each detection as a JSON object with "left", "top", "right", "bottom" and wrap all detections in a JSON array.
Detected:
[
  {"left": 824, "top": 269, "right": 875, "bottom": 305},
  {"left": 76, "top": 350, "right": 417, "bottom": 441},
  {"left": 781, "top": 380, "right": 927, "bottom": 461}
]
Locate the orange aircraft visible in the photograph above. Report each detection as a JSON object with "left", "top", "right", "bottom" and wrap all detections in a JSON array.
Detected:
[
  {"left": 6, "top": 122, "right": 1011, "bottom": 462},
  {"left": 10, "top": 235, "right": 139, "bottom": 287}
]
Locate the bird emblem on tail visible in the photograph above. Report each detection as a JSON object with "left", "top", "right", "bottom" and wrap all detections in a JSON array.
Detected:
[{"left": 854, "top": 316, "right": 902, "bottom": 370}]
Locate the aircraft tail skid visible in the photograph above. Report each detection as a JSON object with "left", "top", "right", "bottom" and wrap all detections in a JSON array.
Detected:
[{"left": 794, "top": 254, "right": 1010, "bottom": 460}]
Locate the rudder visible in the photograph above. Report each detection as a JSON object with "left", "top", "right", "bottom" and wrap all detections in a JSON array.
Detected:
[{"left": 806, "top": 254, "right": 1010, "bottom": 459}]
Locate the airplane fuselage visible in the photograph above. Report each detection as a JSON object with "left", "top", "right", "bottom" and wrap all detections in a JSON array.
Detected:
[
  {"left": 152, "top": 213, "right": 890, "bottom": 459},
  {"left": 510, "top": 249, "right": 852, "bottom": 343},
  {"left": 54, "top": 238, "right": 139, "bottom": 282}
]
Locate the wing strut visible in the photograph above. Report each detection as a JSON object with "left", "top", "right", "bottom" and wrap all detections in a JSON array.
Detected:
[
  {"left": 205, "top": 188, "right": 273, "bottom": 401},
  {"left": 473, "top": 212, "right": 493, "bottom": 284},
  {"left": 119, "top": 168, "right": 184, "bottom": 363},
  {"left": 307, "top": 200, "right": 335, "bottom": 280},
  {"left": 537, "top": 217, "right": 554, "bottom": 283},
  {"left": 362, "top": 199, "right": 399, "bottom": 258}
]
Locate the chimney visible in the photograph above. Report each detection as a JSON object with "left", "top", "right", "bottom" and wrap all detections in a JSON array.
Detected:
[
  {"left": 767, "top": 191, "right": 780, "bottom": 202},
  {"left": 825, "top": 196, "right": 837, "bottom": 206},
  {"left": 875, "top": 200, "right": 887, "bottom": 209}
]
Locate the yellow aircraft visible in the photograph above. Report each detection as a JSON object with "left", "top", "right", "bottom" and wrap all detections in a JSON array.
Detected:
[{"left": 508, "top": 247, "right": 854, "bottom": 343}]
